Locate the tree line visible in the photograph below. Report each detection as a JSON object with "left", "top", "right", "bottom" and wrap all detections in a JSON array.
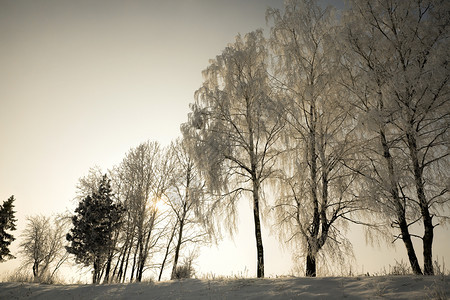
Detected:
[
  {"left": 1, "top": 139, "right": 211, "bottom": 284},
  {"left": 66, "top": 139, "right": 211, "bottom": 284},
  {"left": 0, "top": 0, "right": 448, "bottom": 283},
  {"left": 181, "top": 0, "right": 449, "bottom": 278}
]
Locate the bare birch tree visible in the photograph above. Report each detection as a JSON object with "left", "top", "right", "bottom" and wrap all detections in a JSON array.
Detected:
[
  {"left": 182, "top": 30, "right": 284, "bottom": 278},
  {"left": 20, "top": 215, "right": 70, "bottom": 281},
  {"left": 163, "top": 138, "right": 211, "bottom": 279},
  {"left": 267, "top": 0, "right": 362, "bottom": 277},
  {"left": 343, "top": 0, "right": 450, "bottom": 275},
  {"left": 115, "top": 141, "right": 171, "bottom": 282}
]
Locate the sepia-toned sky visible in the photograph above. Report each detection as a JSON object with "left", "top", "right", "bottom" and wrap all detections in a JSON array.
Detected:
[{"left": 1, "top": 0, "right": 448, "bottom": 280}]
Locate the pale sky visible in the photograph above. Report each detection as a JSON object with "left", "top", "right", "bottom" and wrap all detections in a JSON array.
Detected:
[{"left": 0, "top": 0, "right": 448, "bottom": 281}]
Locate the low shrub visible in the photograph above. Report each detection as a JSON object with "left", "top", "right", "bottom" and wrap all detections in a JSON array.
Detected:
[{"left": 173, "top": 262, "right": 195, "bottom": 279}]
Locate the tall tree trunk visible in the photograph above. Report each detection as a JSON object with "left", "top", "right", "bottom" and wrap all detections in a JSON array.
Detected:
[
  {"left": 98, "top": 262, "right": 106, "bottom": 283},
  {"left": 136, "top": 235, "right": 145, "bottom": 282},
  {"left": 117, "top": 247, "right": 126, "bottom": 282},
  {"left": 137, "top": 211, "right": 157, "bottom": 282},
  {"left": 111, "top": 249, "right": 122, "bottom": 282},
  {"left": 306, "top": 105, "right": 320, "bottom": 277},
  {"left": 136, "top": 246, "right": 144, "bottom": 281},
  {"left": 33, "top": 262, "right": 39, "bottom": 281},
  {"left": 246, "top": 97, "right": 264, "bottom": 279},
  {"left": 422, "top": 217, "right": 434, "bottom": 275},
  {"left": 130, "top": 237, "right": 139, "bottom": 282},
  {"left": 103, "top": 255, "right": 112, "bottom": 284},
  {"left": 93, "top": 257, "right": 100, "bottom": 284},
  {"left": 306, "top": 244, "right": 316, "bottom": 277},
  {"left": 159, "top": 220, "right": 178, "bottom": 281},
  {"left": 398, "top": 212, "right": 422, "bottom": 274},
  {"left": 112, "top": 242, "right": 126, "bottom": 282},
  {"left": 252, "top": 179, "right": 264, "bottom": 278},
  {"left": 171, "top": 166, "right": 191, "bottom": 280},
  {"left": 103, "top": 232, "right": 118, "bottom": 284},
  {"left": 111, "top": 229, "right": 127, "bottom": 282},
  {"left": 136, "top": 244, "right": 145, "bottom": 282},
  {"left": 121, "top": 236, "right": 134, "bottom": 282},
  {"left": 171, "top": 219, "right": 185, "bottom": 279},
  {"left": 380, "top": 129, "right": 422, "bottom": 275},
  {"left": 115, "top": 221, "right": 132, "bottom": 282},
  {"left": 406, "top": 131, "right": 434, "bottom": 275}
]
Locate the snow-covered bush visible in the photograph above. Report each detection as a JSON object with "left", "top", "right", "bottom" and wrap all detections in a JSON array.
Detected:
[{"left": 173, "top": 261, "right": 195, "bottom": 279}]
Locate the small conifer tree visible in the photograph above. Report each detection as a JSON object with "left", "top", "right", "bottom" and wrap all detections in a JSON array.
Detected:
[
  {"left": 66, "top": 175, "right": 123, "bottom": 283},
  {"left": 0, "top": 195, "right": 17, "bottom": 262}
]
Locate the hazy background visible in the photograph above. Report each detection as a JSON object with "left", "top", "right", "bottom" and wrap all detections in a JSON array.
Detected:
[{"left": 1, "top": 0, "right": 448, "bottom": 281}]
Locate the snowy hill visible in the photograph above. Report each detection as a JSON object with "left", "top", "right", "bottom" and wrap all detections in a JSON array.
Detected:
[{"left": 1, "top": 276, "right": 448, "bottom": 299}]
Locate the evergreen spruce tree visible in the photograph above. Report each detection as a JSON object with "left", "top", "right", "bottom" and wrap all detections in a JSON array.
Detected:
[
  {"left": 0, "top": 195, "right": 17, "bottom": 262},
  {"left": 66, "top": 175, "right": 123, "bottom": 283}
]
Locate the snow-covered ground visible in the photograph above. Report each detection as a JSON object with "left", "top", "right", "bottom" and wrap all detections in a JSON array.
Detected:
[{"left": 1, "top": 275, "right": 448, "bottom": 299}]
